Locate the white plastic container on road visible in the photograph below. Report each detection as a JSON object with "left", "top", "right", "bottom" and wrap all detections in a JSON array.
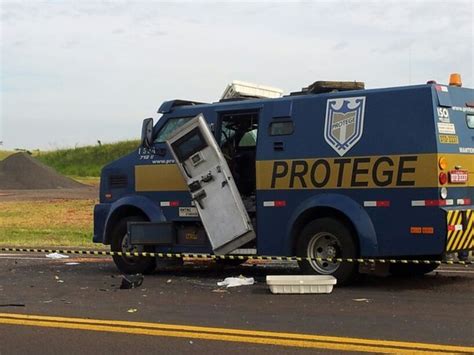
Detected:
[{"left": 266, "top": 275, "right": 337, "bottom": 294}]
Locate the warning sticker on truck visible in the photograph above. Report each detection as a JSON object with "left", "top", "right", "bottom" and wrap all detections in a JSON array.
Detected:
[
  {"left": 449, "top": 170, "right": 468, "bottom": 184},
  {"left": 437, "top": 107, "right": 450, "bottom": 123},
  {"left": 437, "top": 122, "right": 456, "bottom": 134},
  {"left": 439, "top": 134, "right": 459, "bottom": 144}
]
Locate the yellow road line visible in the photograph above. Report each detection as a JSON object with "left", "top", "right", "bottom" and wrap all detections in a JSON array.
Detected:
[{"left": 0, "top": 313, "right": 472, "bottom": 354}]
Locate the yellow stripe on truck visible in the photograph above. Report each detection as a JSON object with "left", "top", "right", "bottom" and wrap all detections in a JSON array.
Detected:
[
  {"left": 134, "top": 153, "right": 473, "bottom": 192},
  {"left": 135, "top": 164, "right": 187, "bottom": 192},
  {"left": 256, "top": 153, "right": 473, "bottom": 190}
]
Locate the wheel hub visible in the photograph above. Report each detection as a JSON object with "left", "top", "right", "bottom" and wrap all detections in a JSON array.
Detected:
[
  {"left": 306, "top": 232, "right": 341, "bottom": 274},
  {"left": 120, "top": 233, "right": 145, "bottom": 263},
  {"left": 121, "top": 234, "right": 135, "bottom": 253},
  {"left": 326, "top": 246, "right": 337, "bottom": 258}
]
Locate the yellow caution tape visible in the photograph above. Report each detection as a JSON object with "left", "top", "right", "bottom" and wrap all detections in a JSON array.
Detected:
[{"left": 0, "top": 247, "right": 472, "bottom": 265}]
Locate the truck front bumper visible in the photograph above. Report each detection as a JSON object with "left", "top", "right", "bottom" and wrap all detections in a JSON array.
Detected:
[{"left": 93, "top": 203, "right": 111, "bottom": 244}]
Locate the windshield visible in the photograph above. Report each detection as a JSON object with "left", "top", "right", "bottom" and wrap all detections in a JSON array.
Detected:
[{"left": 154, "top": 117, "right": 193, "bottom": 143}]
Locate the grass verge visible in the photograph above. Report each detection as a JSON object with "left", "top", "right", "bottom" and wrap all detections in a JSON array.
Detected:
[
  {"left": 70, "top": 176, "right": 101, "bottom": 187},
  {"left": 36, "top": 140, "right": 139, "bottom": 177},
  {"left": 0, "top": 151, "right": 14, "bottom": 161},
  {"left": 0, "top": 199, "right": 105, "bottom": 248}
]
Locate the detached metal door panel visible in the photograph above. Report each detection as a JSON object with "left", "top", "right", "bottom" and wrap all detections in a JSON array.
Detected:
[{"left": 166, "top": 114, "right": 255, "bottom": 254}]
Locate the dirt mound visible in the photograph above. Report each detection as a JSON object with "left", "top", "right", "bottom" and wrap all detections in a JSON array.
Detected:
[{"left": 0, "top": 153, "right": 86, "bottom": 190}]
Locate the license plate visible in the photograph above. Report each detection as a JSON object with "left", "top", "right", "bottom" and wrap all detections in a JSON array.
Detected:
[
  {"left": 179, "top": 207, "right": 198, "bottom": 217},
  {"left": 449, "top": 170, "right": 468, "bottom": 183}
]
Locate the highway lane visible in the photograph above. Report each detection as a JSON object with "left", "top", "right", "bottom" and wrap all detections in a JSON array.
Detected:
[
  {"left": 0, "top": 321, "right": 322, "bottom": 355},
  {"left": 2, "top": 312, "right": 473, "bottom": 354},
  {"left": 0, "top": 255, "right": 473, "bottom": 353}
]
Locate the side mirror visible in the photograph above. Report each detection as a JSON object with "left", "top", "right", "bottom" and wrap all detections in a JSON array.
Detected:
[{"left": 141, "top": 118, "right": 154, "bottom": 148}]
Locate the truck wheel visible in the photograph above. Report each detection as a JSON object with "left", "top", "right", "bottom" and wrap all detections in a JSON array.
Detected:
[
  {"left": 390, "top": 263, "right": 439, "bottom": 276},
  {"left": 111, "top": 216, "right": 156, "bottom": 274},
  {"left": 296, "top": 217, "right": 358, "bottom": 285},
  {"left": 156, "top": 258, "right": 184, "bottom": 269}
]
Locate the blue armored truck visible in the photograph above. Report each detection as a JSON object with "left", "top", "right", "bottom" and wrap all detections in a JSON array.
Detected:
[{"left": 93, "top": 77, "right": 473, "bottom": 283}]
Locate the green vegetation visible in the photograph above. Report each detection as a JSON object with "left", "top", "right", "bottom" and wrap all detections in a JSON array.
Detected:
[
  {"left": 0, "top": 142, "right": 139, "bottom": 247},
  {"left": 0, "top": 141, "right": 140, "bottom": 246},
  {"left": 70, "top": 176, "right": 101, "bottom": 186},
  {"left": 0, "top": 199, "right": 104, "bottom": 248},
  {"left": 0, "top": 150, "right": 14, "bottom": 161},
  {"left": 36, "top": 140, "right": 140, "bottom": 177}
]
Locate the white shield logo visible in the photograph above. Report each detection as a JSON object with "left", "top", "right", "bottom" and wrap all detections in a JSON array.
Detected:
[{"left": 324, "top": 96, "right": 366, "bottom": 156}]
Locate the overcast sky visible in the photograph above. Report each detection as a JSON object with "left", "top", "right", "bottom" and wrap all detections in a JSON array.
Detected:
[{"left": 1, "top": 0, "right": 473, "bottom": 150}]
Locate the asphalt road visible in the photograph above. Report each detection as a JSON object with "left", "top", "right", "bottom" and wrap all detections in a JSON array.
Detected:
[
  {"left": 0, "top": 187, "right": 97, "bottom": 202},
  {"left": 0, "top": 253, "right": 473, "bottom": 354}
]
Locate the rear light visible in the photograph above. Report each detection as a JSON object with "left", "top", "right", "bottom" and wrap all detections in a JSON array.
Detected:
[
  {"left": 410, "top": 226, "right": 434, "bottom": 234},
  {"left": 438, "top": 157, "right": 448, "bottom": 170},
  {"left": 449, "top": 73, "right": 462, "bottom": 87},
  {"left": 439, "top": 172, "right": 448, "bottom": 185},
  {"left": 422, "top": 227, "right": 434, "bottom": 234},
  {"left": 440, "top": 187, "right": 448, "bottom": 199}
]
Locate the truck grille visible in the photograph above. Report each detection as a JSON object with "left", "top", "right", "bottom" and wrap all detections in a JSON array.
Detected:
[{"left": 109, "top": 174, "right": 128, "bottom": 189}]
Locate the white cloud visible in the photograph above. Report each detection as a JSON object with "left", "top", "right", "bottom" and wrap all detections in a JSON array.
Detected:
[{"left": 0, "top": 0, "right": 473, "bottom": 149}]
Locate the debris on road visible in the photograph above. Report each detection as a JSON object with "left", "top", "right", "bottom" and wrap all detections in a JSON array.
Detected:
[
  {"left": 120, "top": 274, "right": 144, "bottom": 289},
  {"left": 127, "top": 308, "right": 138, "bottom": 313},
  {"left": 353, "top": 298, "right": 371, "bottom": 303},
  {"left": 65, "top": 262, "right": 80, "bottom": 266},
  {"left": 0, "top": 303, "right": 25, "bottom": 307},
  {"left": 217, "top": 276, "right": 255, "bottom": 288},
  {"left": 46, "top": 253, "right": 69, "bottom": 259},
  {"left": 266, "top": 275, "right": 337, "bottom": 294}
]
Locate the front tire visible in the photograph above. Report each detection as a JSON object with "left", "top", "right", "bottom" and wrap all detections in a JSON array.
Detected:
[
  {"left": 111, "top": 216, "right": 156, "bottom": 274},
  {"left": 296, "top": 217, "right": 358, "bottom": 285}
]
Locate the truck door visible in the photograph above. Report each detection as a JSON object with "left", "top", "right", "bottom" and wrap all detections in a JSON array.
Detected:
[{"left": 166, "top": 114, "right": 256, "bottom": 254}]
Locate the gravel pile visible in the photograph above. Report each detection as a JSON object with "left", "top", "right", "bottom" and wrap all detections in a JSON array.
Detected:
[{"left": 0, "top": 153, "right": 85, "bottom": 190}]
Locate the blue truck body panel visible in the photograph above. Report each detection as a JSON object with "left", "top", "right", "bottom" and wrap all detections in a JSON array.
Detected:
[{"left": 94, "top": 83, "right": 474, "bottom": 257}]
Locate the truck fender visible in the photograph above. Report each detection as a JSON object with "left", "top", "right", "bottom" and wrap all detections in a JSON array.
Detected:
[
  {"left": 103, "top": 195, "right": 166, "bottom": 244},
  {"left": 287, "top": 193, "right": 379, "bottom": 257}
]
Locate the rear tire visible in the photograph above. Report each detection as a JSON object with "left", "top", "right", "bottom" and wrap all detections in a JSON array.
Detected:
[
  {"left": 296, "top": 217, "right": 358, "bottom": 285},
  {"left": 111, "top": 216, "right": 156, "bottom": 274},
  {"left": 390, "top": 263, "right": 439, "bottom": 276}
]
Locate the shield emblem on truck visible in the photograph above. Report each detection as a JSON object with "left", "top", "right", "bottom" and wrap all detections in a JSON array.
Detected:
[{"left": 324, "top": 96, "right": 366, "bottom": 156}]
